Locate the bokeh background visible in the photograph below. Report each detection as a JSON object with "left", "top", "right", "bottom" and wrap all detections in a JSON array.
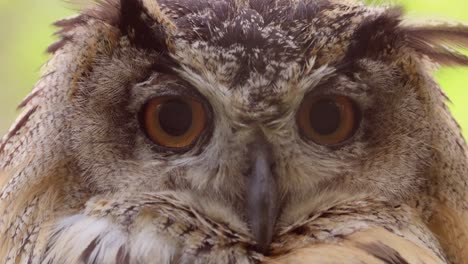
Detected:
[{"left": 0, "top": 0, "right": 467, "bottom": 137}]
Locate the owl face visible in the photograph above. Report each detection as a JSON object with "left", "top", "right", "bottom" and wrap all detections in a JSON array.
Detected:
[{"left": 67, "top": 0, "right": 434, "bottom": 250}]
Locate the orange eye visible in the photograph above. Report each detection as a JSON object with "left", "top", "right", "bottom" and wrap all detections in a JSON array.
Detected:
[
  {"left": 297, "top": 95, "right": 360, "bottom": 146},
  {"left": 142, "top": 96, "right": 207, "bottom": 148}
]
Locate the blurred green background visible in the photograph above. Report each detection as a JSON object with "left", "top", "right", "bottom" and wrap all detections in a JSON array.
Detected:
[{"left": 0, "top": 0, "right": 467, "bottom": 137}]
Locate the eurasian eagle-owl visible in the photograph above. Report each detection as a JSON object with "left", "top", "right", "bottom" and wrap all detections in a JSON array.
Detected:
[{"left": 1, "top": 0, "right": 468, "bottom": 263}]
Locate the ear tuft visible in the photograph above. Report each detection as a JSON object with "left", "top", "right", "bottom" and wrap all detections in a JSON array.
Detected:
[
  {"left": 402, "top": 21, "right": 468, "bottom": 66},
  {"left": 119, "top": 0, "right": 175, "bottom": 52},
  {"left": 84, "top": 0, "right": 175, "bottom": 52},
  {"left": 342, "top": 7, "right": 404, "bottom": 64}
]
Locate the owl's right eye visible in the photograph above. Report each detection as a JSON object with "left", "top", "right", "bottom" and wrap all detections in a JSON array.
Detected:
[
  {"left": 141, "top": 96, "right": 207, "bottom": 149},
  {"left": 297, "top": 95, "right": 360, "bottom": 146}
]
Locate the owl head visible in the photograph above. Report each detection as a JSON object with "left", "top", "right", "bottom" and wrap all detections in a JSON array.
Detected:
[{"left": 1, "top": 0, "right": 468, "bottom": 254}]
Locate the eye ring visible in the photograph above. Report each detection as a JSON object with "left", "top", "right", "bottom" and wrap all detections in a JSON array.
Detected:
[
  {"left": 297, "top": 94, "right": 360, "bottom": 146},
  {"left": 141, "top": 96, "right": 207, "bottom": 149}
]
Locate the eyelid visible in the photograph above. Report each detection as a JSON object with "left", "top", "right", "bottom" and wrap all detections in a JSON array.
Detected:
[
  {"left": 129, "top": 75, "right": 209, "bottom": 115},
  {"left": 305, "top": 75, "right": 369, "bottom": 98}
]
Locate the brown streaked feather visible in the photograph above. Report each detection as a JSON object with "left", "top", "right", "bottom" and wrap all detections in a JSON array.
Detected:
[
  {"left": 47, "top": 15, "right": 88, "bottom": 54},
  {"left": 47, "top": 35, "right": 74, "bottom": 54},
  {"left": 0, "top": 169, "right": 68, "bottom": 262},
  {"left": 0, "top": 105, "right": 38, "bottom": 155},
  {"left": 407, "top": 39, "right": 468, "bottom": 66},
  {"left": 16, "top": 70, "right": 56, "bottom": 109},
  {"left": 53, "top": 15, "right": 87, "bottom": 35},
  {"left": 405, "top": 23, "right": 468, "bottom": 48},
  {"left": 264, "top": 228, "right": 444, "bottom": 264},
  {"left": 402, "top": 22, "right": 468, "bottom": 66}
]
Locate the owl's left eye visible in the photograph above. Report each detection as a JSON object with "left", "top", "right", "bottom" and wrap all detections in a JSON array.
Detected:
[{"left": 141, "top": 96, "right": 207, "bottom": 149}]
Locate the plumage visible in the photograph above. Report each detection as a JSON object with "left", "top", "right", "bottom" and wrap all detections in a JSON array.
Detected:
[{"left": 1, "top": 0, "right": 467, "bottom": 263}]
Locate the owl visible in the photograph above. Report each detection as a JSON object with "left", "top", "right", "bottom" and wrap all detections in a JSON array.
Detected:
[{"left": 1, "top": 0, "right": 468, "bottom": 263}]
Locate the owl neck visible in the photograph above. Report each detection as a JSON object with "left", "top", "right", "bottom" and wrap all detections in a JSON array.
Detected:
[{"left": 426, "top": 80, "right": 468, "bottom": 213}]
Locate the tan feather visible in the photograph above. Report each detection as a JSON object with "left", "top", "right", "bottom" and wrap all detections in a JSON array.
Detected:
[
  {"left": 264, "top": 228, "right": 445, "bottom": 264},
  {"left": 428, "top": 203, "right": 468, "bottom": 264}
]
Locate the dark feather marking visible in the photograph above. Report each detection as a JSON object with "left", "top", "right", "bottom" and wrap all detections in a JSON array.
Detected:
[
  {"left": 149, "top": 54, "right": 180, "bottom": 75},
  {"left": 119, "top": 0, "right": 169, "bottom": 52},
  {"left": 48, "top": 15, "right": 87, "bottom": 54},
  {"left": 163, "top": 216, "right": 175, "bottom": 229},
  {"left": 248, "top": 0, "right": 287, "bottom": 25},
  {"left": 17, "top": 71, "right": 56, "bottom": 109},
  {"left": 195, "top": 239, "right": 214, "bottom": 255},
  {"left": 79, "top": 237, "right": 100, "bottom": 263},
  {"left": 0, "top": 105, "right": 38, "bottom": 156},
  {"left": 358, "top": 242, "right": 410, "bottom": 264},
  {"left": 16, "top": 227, "right": 35, "bottom": 262},
  {"left": 180, "top": 224, "right": 197, "bottom": 237},
  {"left": 217, "top": 8, "right": 267, "bottom": 50},
  {"left": 161, "top": 0, "right": 330, "bottom": 84},
  {"left": 291, "top": 225, "right": 309, "bottom": 235},
  {"left": 41, "top": 223, "right": 67, "bottom": 261},
  {"left": 47, "top": 35, "right": 73, "bottom": 54},
  {"left": 116, "top": 245, "right": 130, "bottom": 264},
  {"left": 287, "top": 0, "right": 329, "bottom": 21},
  {"left": 342, "top": 7, "right": 403, "bottom": 66},
  {"left": 161, "top": 0, "right": 235, "bottom": 19},
  {"left": 54, "top": 15, "right": 86, "bottom": 27},
  {"left": 248, "top": 0, "right": 329, "bottom": 25}
]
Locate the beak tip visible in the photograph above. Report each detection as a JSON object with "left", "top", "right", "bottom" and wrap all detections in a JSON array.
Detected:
[
  {"left": 254, "top": 244, "right": 271, "bottom": 255},
  {"left": 252, "top": 231, "right": 274, "bottom": 255}
]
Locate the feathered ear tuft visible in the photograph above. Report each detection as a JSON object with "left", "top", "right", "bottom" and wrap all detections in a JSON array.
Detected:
[
  {"left": 118, "top": 0, "right": 176, "bottom": 52},
  {"left": 85, "top": 0, "right": 176, "bottom": 52},
  {"left": 49, "top": 0, "right": 176, "bottom": 54},
  {"left": 402, "top": 21, "right": 468, "bottom": 66}
]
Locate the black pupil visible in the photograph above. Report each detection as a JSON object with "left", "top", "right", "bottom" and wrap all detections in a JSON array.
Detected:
[
  {"left": 309, "top": 99, "right": 341, "bottom": 135},
  {"left": 158, "top": 100, "right": 192, "bottom": 136}
]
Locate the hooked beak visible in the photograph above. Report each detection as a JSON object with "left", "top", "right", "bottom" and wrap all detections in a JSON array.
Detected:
[{"left": 246, "top": 136, "right": 279, "bottom": 254}]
